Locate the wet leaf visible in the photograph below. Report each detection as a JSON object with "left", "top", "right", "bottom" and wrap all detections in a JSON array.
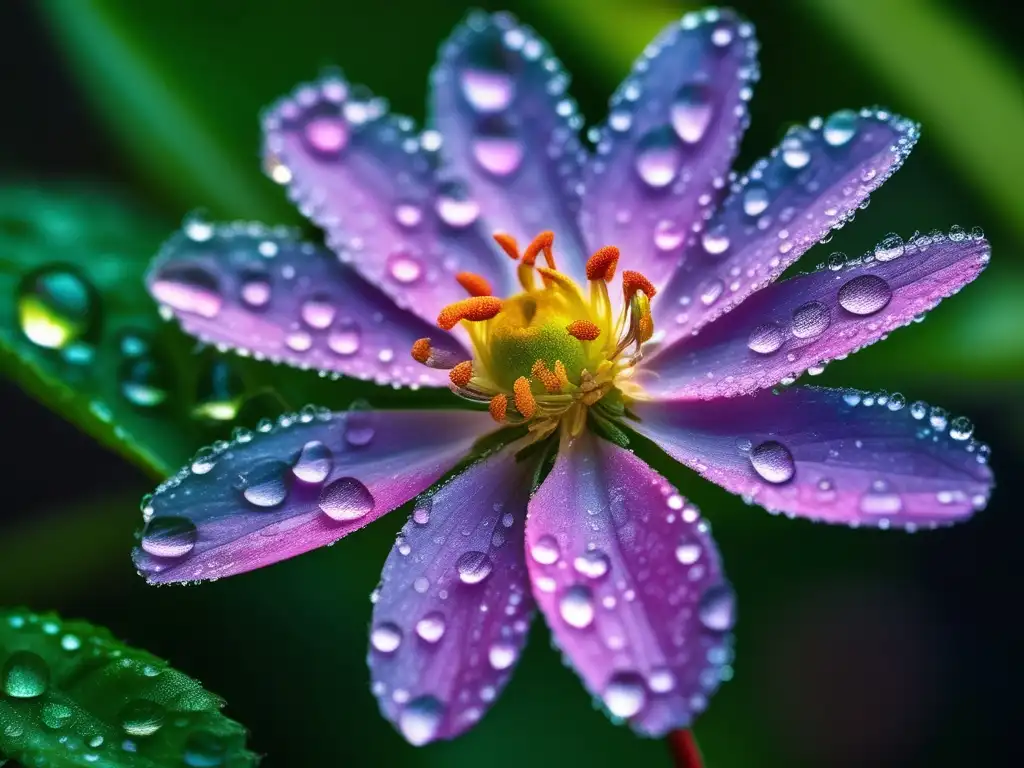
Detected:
[{"left": 0, "top": 607, "right": 257, "bottom": 767}]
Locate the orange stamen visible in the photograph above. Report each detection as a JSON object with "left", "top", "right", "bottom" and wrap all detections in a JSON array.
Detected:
[
  {"left": 437, "top": 296, "right": 503, "bottom": 330},
  {"left": 489, "top": 394, "right": 508, "bottom": 422},
  {"left": 522, "top": 231, "right": 555, "bottom": 268},
  {"left": 449, "top": 360, "right": 474, "bottom": 388},
  {"left": 554, "top": 360, "right": 571, "bottom": 389},
  {"left": 566, "top": 319, "right": 601, "bottom": 341},
  {"left": 493, "top": 232, "right": 520, "bottom": 261},
  {"left": 585, "top": 246, "right": 620, "bottom": 282},
  {"left": 456, "top": 272, "right": 493, "bottom": 297},
  {"left": 622, "top": 270, "right": 657, "bottom": 300},
  {"left": 513, "top": 377, "right": 536, "bottom": 419},
  {"left": 410, "top": 338, "right": 431, "bottom": 364},
  {"left": 531, "top": 360, "right": 562, "bottom": 393},
  {"left": 536, "top": 266, "right": 577, "bottom": 293}
]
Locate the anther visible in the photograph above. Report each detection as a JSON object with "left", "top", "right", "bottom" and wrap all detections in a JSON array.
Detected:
[
  {"left": 410, "top": 338, "right": 431, "bottom": 364},
  {"left": 622, "top": 270, "right": 657, "bottom": 300},
  {"left": 411, "top": 337, "right": 464, "bottom": 369},
  {"left": 513, "top": 376, "right": 536, "bottom": 419},
  {"left": 493, "top": 232, "right": 520, "bottom": 261},
  {"left": 566, "top": 319, "right": 601, "bottom": 341},
  {"left": 522, "top": 231, "right": 555, "bottom": 268},
  {"left": 489, "top": 394, "right": 508, "bottom": 422},
  {"left": 631, "top": 292, "right": 655, "bottom": 343},
  {"left": 585, "top": 246, "right": 620, "bottom": 282},
  {"left": 456, "top": 272, "right": 493, "bottom": 297},
  {"left": 554, "top": 360, "right": 571, "bottom": 389},
  {"left": 437, "top": 296, "right": 503, "bottom": 330},
  {"left": 449, "top": 360, "right": 474, "bottom": 388},
  {"left": 531, "top": 360, "right": 562, "bottom": 393}
]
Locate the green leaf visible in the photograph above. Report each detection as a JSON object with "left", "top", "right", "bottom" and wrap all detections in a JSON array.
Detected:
[{"left": 0, "top": 608, "right": 257, "bottom": 767}]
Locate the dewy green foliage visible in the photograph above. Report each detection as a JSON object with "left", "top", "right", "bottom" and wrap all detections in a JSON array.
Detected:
[{"left": 0, "top": 608, "right": 257, "bottom": 767}]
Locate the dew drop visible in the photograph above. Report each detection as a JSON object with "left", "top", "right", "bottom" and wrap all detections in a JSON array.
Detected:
[
  {"left": 292, "top": 440, "right": 332, "bottom": 484},
  {"left": 874, "top": 233, "right": 905, "bottom": 262},
  {"left": 435, "top": 183, "right": 480, "bottom": 228},
  {"left": 184, "top": 731, "right": 228, "bottom": 767},
  {"left": 456, "top": 551, "right": 494, "bottom": 584},
  {"left": 559, "top": 585, "right": 595, "bottom": 629},
  {"left": 654, "top": 219, "right": 684, "bottom": 251},
  {"left": 240, "top": 460, "right": 290, "bottom": 507},
  {"left": 604, "top": 672, "right": 647, "bottom": 719},
  {"left": 634, "top": 127, "right": 682, "bottom": 189},
  {"left": 574, "top": 549, "right": 610, "bottom": 579},
  {"left": 822, "top": 109, "right": 858, "bottom": 147},
  {"left": 2, "top": 651, "right": 49, "bottom": 698},
  {"left": 370, "top": 622, "right": 402, "bottom": 653},
  {"left": 415, "top": 612, "right": 447, "bottom": 643},
  {"left": 838, "top": 274, "right": 892, "bottom": 316},
  {"left": 300, "top": 294, "right": 336, "bottom": 329},
  {"left": 239, "top": 273, "right": 271, "bottom": 309},
  {"left": 399, "top": 696, "right": 444, "bottom": 746},
  {"left": 472, "top": 120, "right": 524, "bottom": 177},
  {"left": 345, "top": 409, "right": 376, "bottom": 447},
  {"left": 699, "top": 278, "right": 724, "bottom": 306},
  {"left": 17, "top": 265, "right": 98, "bottom": 350},
  {"left": 394, "top": 203, "right": 424, "bottom": 229},
  {"left": 319, "top": 477, "right": 375, "bottom": 521},
  {"left": 61, "top": 634, "right": 81, "bottom": 651},
  {"left": 750, "top": 440, "right": 795, "bottom": 484},
  {"left": 648, "top": 668, "right": 676, "bottom": 694},
  {"left": 530, "top": 535, "right": 560, "bottom": 565},
  {"left": 698, "top": 583, "right": 737, "bottom": 631},
  {"left": 701, "top": 225, "right": 730, "bottom": 255},
  {"left": 118, "top": 356, "right": 171, "bottom": 408},
  {"left": 460, "top": 65, "right": 515, "bottom": 113},
  {"left": 747, "top": 322, "right": 785, "bottom": 354},
  {"left": 860, "top": 484, "right": 903, "bottom": 515},
  {"left": 328, "top": 322, "right": 362, "bottom": 356},
  {"left": 781, "top": 133, "right": 811, "bottom": 169},
  {"left": 303, "top": 115, "right": 348, "bottom": 155},
  {"left": 41, "top": 701, "right": 74, "bottom": 729},
  {"left": 670, "top": 84, "right": 713, "bottom": 144},
  {"left": 140, "top": 517, "right": 197, "bottom": 559},
  {"left": 119, "top": 699, "right": 166, "bottom": 737},
  {"left": 742, "top": 184, "right": 769, "bottom": 216},
  {"left": 193, "top": 359, "right": 245, "bottom": 422},
  {"left": 949, "top": 416, "right": 974, "bottom": 441},
  {"left": 387, "top": 251, "right": 423, "bottom": 284},
  {"left": 675, "top": 541, "right": 702, "bottom": 565},
  {"left": 791, "top": 301, "right": 830, "bottom": 338},
  {"left": 150, "top": 264, "right": 223, "bottom": 318},
  {"left": 488, "top": 641, "right": 518, "bottom": 670}
]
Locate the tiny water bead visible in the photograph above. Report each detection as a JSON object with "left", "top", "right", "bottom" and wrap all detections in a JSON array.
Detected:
[
  {"left": 2, "top": 651, "right": 49, "bottom": 698},
  {"left": 698, "top": 583, "right": 737, "bottom": 632},
  {"left": 399, "top": 696, "right": 445, "bottom": 746},
  {"left": 17, "top": 265, "right": 98, "bottom": 350},
  {"left": 303, "top": 115, "right": 349, "bottom": 155},
  {"left": 573, "top": 549, "right": 611, "bottom": 579},
  {"left": 193, "top": 359, "right": 246, "bottom": 422},
  {"left": 415, "top": 612, "right": 447, "bottom": 643},
  {"left": 488, "top": 642, "right": 518, "bottom": 671},
  {"left": 140, "top": 516, "right": 198, "bottom": 559},
  {"left": 119, "top": 699, "right": 166, "bottom": 737},
  {"left": 604, "top": 672, "right": 648, "bottom": 719},
  {"left": 873, "top": 233, "right": 905, "bottom": 262},
  {"left": 318, "top": 477, "right": 375, "bottom": 521},
  {"left": 118, "top": 355, "right": 172, "bottom": 408}
]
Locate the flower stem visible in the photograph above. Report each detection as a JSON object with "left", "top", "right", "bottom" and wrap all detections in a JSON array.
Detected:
[{"left": 667, "top": 729, "right": 704, "bottom": 768}]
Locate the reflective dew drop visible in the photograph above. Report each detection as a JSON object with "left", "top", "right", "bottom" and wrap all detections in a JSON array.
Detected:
[
  {"left": 604, "top": 672, "right": 647, "bottom": 719},
  {"left": 41, "top": 701, "right": 74, "bottom": 729},
  {"left": 119, "top": 699, "right": 166, "bottom": 737},
  {"left": 747, "top": 322, "right": 785, "bottom": 354},
  {"left": 435, "top": 185, "right": 480, "bottom": 228},
  {"left": 118, "top": 357, "right": 171, "bottom": 408},
  {"left": 670, "top": 84, "right": 713, "bottom": 144},
  {"left": 488, "top": 641, "right": 518, "bottom": 671},
  {"left": 415, "top": 612, "right": 447, "bottom": 643},
  {"left": 874, "top": 233, "right": 905, "bottom": 262},
  {"left": 675, "top": 540, "right": 702, "bottom": 565},
  {"left": 319, "top": 477, "right": 375, "bottom": 521},
  {"left": 530, "top": 535, "right": 560, "bottom": 565},
  {"left": 300, "top": 295, "right": 336, "bottom": 329},
  {"left": 2, "top": 651, "right": 49, "bottom": 698},
  {"left": 573, "top": 550, "right": 610, "bottom": 579},
  {"left": 150, "top": 263, "right": 223, "bottom": 319},
  {"left": 949, "top": 416, "right": 974, "bottom": 441},
  {"left": 386, "top": 251, "right": 423, "bottom": 285},
  {"left": 653, "top": 219, "right": 684, "bottom": 251},
  {"left": 370, "top": 622, "right": 403, "bottom": 653},
  {"left": 17, "top": 265, "right": 97, "bottom": 350},
  {"left": 837, "top": 274, "right": 892, "bottom": 316},
  {"left": 742, "top": 184, "right": 770, "bottom": 217},
  {"left": 183, "top": 730, "right": 228, "bottom": 768},
  {"left": 303, "top": 115, "right": 349, "bottom": 155},
  {"left": 780, "top": 134, "right": 811, "bottom": 169},
  {"left": 292, "top": 440, "right": 333, "bottom": 484},
  {"left": 634, "top": 127, "right": 682, "bottom": 189},
  {"left": 240, "top": 460, "right": 291, "bottom": 508},
  {"left": 140, "top": 517, "right": 198, "bottom": 559},
  {"left": 459, "top": 66, "right": 515, "bottom": 113},
  {"left": 399, "top": 695, "right": 445, "bottom": 746},
  {"left": 472, "top": 121, "right": 524, "bottom": 177},
  {"left": 239, "top": 273, "right": 271, "bottom": 309},
  {"left": 559, "top": 585, "right": 595, "bottom": 629},
  {"left": 701, "top": 225, "right": 730, "bottom": 256},
  {"left": 822, "top": 109, "right": 858, "bottom": 147},
  {"left": 328, "top": 323, "right": 362, "bottom": 356},
  {"left": 749, "top": 440, "right": 795, "bottom": 484},
  {"left": 698, "top": 582, "right": 737, "bottom": 632},
  {"left": 791, "top": 301, "right": 830, "bottom": 339},
  {"left": 859, "top": 483, "right": 903, "bottom": 515},
  {"left": 456, "top": 550, "right": 494, "bottom": 585}
]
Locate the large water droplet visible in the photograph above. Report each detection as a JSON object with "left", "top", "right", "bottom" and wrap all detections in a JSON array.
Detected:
[
  {"left": 675, "top": 540, "right": 702, "bottom": 565},
  {"left": 41, "top": 701, "right": 74, "bottom": 729},
  {"left": 345, "top": 404, "right": 376, "bottom": 446},
  {"left": 530, "top": 535, "right": 560, "bottom": 565},
  {"left": 119, "top": 356, "right": 171, "bottom": 408},
  {"left": 240, "top": 460, "right": 290, "bottom": 508},
  {"left": 634, "top": 127, "right": 682, "bottom": 189},
  {"left": 17, "top": 265, "right": 97, "bottom": 350},
  {"left": 838, "top": 274, "right": 892, "bottom": 315},
  {"left": 460, "top": 65, "right": 515, "bottom": 113},
  {"left": 604, "top": 672, "right": 647, "bottom": 719},
  {"left": 300, "top": 294, "right": 336, "bottom": 329},
  {"left": 701, "top": 225, "right": 730, "bottom": 255},
  {"left": 747, "top": 322, "right": 785, "bottom": 354},
  {"left": 791, "top": 301, "right": 830, "bottom": 338},
  {"left": 292, "top": 440, "right": 332, "bottom": 484},
  {"left": 119, "top": 699, "right": 166, "bottom": 737},
  {"left": 574, "top": 550, "right": 610, "bottom": 579},
  {"left": 239, "top": 272, "right": 271, "bottom": 309},
  {"left": 822, "top": 110, "right": 858, "bottom": 147},
  {"left": 750, "top": 440, "right": 795, "bottom": 484},
  {"left": 670, "top": 84, "right": 713, "bottom": 144},
  {"left": 399, "top": 696, "right": 444, "bottom": 746},
  {"left": 698, "top": 583, "right": 737, "bottom": 631},
  {"left": 415, "top": 612, "right": 446, "bottom": 643},
  {"left": 183, "top": 731, "right": 228, "bottom": 767},
  {"left": 319, "top": 477, "right": 375, "bottom": 521},
  {"left": 781, "top": 133, "right": 812, "bottom": 169},
  {"left": 559, "top": 585, "right": 595, "bottom": 629},
  {"left": 435, "top": 183, "right": 480, "bottom": 228},
  {"left": 472, "top": 119, "right": 523, "bottom": 177},
  {"left": 303, "top": 115, "right": 348, "bottom": 155},
  {"left": 150, "top": 264, "right": 223, "bottom": 318},
  {"left": 2, "top": 651, "right": 49, "bottom": 698},
  {"left": 488, "top": 641, "right": 518, "bottom": 670},
  {"left": 873, "top": 233, "right": 905, "bottom": 262},
  {"left": 860, "top": 483, "right": 903, "bottom": 515},
  {"left": 387, "top": 251, "right": 424, "bottom": 284},
  {"left": 370, "top": 622, "right": 402, "bottom": 653},
  {"left": 140, "top": 517, "right": 198, "bottom": 559},
  {"left": 742, "top": 184, "right": 769, "bottom": 216},
  {"left": 456, "top": 551, "right": 493, "bottom": 584},
  {"left": 328, "top": 322, "right": 362, "bottom": 356},
  {"left": 653, "top": 219, "right": 684, "bottom": 251},
  {"left": 949, "top": 416, "right": 974, "bottom": 441}
]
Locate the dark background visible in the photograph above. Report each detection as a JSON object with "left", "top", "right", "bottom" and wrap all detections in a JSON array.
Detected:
[{"left": 1, "top": 1, "right": 1021, "bottom": 766}]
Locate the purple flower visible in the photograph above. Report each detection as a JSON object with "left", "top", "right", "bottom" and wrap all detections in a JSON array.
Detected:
[{"left": 136, "top": 8, "right": 994, "bottom": 746}]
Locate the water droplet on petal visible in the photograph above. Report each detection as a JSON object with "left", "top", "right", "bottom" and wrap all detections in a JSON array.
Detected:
[
  {"left": 838, "top": 275, "right": 892, "bottom": 315},
  {"left": 699, "top": 278, "right": 724, "bottom": 306},
  {"left": 17, "top": 265, "right": 98, "bottom": 350},
  {"left": 860, "top": 483, "right": 903, "bottom": 515},
  {"left": 239, "top": 273, "right": 271, "bottom": 309},
  {"left": 742, "top": 184, "right": 769, "bottom": 216},
  {"left": 456, "top": 551, "right": 493, "bottom": 584},
  {"left": 530, "top": 535, "right": 560, "bottom": 565},
  {"left": 949, "top": 416, "right": 974, "bottom": 441},
  {"left": 648, "top": 668, "right": 676, "bottom": 694},
  {"left": 573, "top": 550, "right": 610, "bottom": 579},
  {"left": 370, "top": 622, "right": 402, "bottom": 653},
  {"left": 670, "top": 84, "right": 713, "bottom": 144},
  {"left": 460, "top": 65, "right": 515, "bottom": 113},
  {"left": 435, "top": 183, "right": 480, "bottom": 228},
  {"left": 604, "top": 672, "right": 647, "bottom": 718},
  {"left": 874, "top": 233, "right": 905, "bottom": 262},
  {"left": 394, "top": 203, "right": 424, "bottom": 229},
  {"left": 750, "top": 441, "right": 795, "bottom": 484},
  {"left": 791, "top": 301, "right": 830, "bottom": 338},
  {"left": 559, "top": 585, "right": 595, "bottom": 629},
  {"left": 634, "top": 127, "right": 682, "bottom": 189},
  {"left": 781, "top": 133, "right": 811, "bottom": 169},
  {"left": 328, "top": 322, "right": 362, "bottom": 356},
  {"left": 240, "top": 460, "right": 290, "bottom": 507},
  {"left": 747, "top": 322, "right": 785, "bottom": 354},
  {"left": 140, "top": 517, "right": 197, "bottom": 559},
  {"left": 472, "top": 119, "right": 523, "bottom": 177},
  {"left": 292, "top": 440, "right": 332, "bottom": 484},
  {"left": 319, "top": 477, "right": 375, "bottom": 521},
  {"left": 653, "top": 219, "right": 684, "bottom": 251},
  {"left": 301, "top": 294, "right": 336, "bottom": 329},
  {"left": 822, "top": 109, "right": 858, "bottom": 147},
  {"left": 698, "top": 583, "right": 737, "bottom": 631},
  {"left": 119, "top": 699, "right": 166, "bottom": 737},
  {"left": 2, "top": 651, "right": 49, "bottom": 698},
  {"left": 488, "top": 641, "right": 518, "bottom": 670},
  {"left": 387, "top": 251, "right": 423, "bottom": 284},
  {"left": 303, "top": 115, "right": 348, "bottom": 155},
  {"left": 399, "top": 696, "right": 444, "bottom": 746},
  {"left": 675, "top": 541, "right": 702, "bottom": 565},
  {"left": 701, "top": 225, "right": 730, "bottom": 255},
  {"left": 415, "top": 612, "right": 446, "bottom": 643},
  {"left": 151, "top": 264, "right": 223, "bottom": 318}
]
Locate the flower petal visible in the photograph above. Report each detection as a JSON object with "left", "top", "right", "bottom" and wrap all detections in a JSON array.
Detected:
[
  {"left": 651, "top": 108, "right": 920, "bottom": 349},
  {"left": 430, "top": 11, "right": 588, "bottom": 280},
  {"left": 133, "top": 408, "right": 494, "bottom": 584},
  {"left": 526, "top": 431, "right": 734, "bottom": 736},
  {"left": 262, "top": 72, "right": 514, "bottom": 322},
  {"left": 369, "top": 443, "right": 536, "bottom": 745},
  {"left": 639, "top": 229, "right": 990, "bottom": 399},
  {"left": 148, "top": 221, "right": 467, "bottom": 388},
  {"left": 630, "top": 387, "right": 993, "bottom": 527},
  {"left": 580, "top": 9, "right": 758, "bottom": 293}
]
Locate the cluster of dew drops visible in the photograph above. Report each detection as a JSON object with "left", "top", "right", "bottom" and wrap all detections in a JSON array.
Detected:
[{"left": 2, "top": 612, "right": 234, "bottom": 767}]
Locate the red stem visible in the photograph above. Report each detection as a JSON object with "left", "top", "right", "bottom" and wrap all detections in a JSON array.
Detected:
[{"left": 667, "top": 729, "right": 704, "bottom": 768}]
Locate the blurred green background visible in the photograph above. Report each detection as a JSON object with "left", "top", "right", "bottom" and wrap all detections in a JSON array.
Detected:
[{"left": 1, "top": 0, "right": 1021, "bottom": 766}]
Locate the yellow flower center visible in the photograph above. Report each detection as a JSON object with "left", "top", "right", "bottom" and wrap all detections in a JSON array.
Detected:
[{"left": 412, "top": 232, "right": 656, "bottom": 441}]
